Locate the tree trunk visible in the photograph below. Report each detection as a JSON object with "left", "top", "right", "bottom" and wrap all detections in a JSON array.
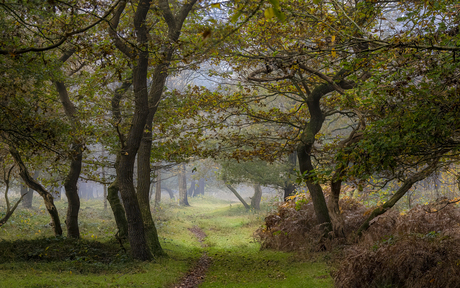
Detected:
[
  {"left": 103, "top": 179, "right": 107, "bottom": 210},
  {"left": 154, "top": 169, "right": 161, "bottom": 207},
  {"left": 283, "top": 152, "right": 297, "bottom": 201},
  {"left": 198, "top": 178, "right": 205, "bottom": 195},
  {"left": 163, "top": 187, "right": 175, "bottom": 199},
  {"left": 9, "top": 147, "right": 62, "bottom": 236},
  {"left": 298, "top": 142, "right": 332, "bottom": 234},
  {"left": 1, "top": 165, "right": 26, "bottom": 227},
  {"left": 107, "top": 177, "right": 128, "bottom": 239},
  {"left": 329, "top": 178, "right": 345, "bottom": 237},
  {"left": 62, "top": 143, "right": 82, "bottom": 238},
  {"left": 137, "top": 114, "right": 166, "bottom": 257},
  {"left": 55, "top": 50, "right": 83, "bottom": 239},
  {"left": 178, "top": 163, "right": 189, "bottom": 206},
  {"left": 251, "top": 184, "right": 262, "bottom": 210},
  {"left": 21, "top": 184, "right": 33, "bottom": 208},
  {"left": 112, "top": 0, "right": 154, "bottom": 261},
  {"left": 297, "top": 83, "right": 338, "bottom": 235},
  {"left": 108, "top": 0, "right": 197, "bottom": 261},
  {"left": 283, "top": 183, "right": 296, "bottom": 201},
  {"left": 226, "top": 184, "right": 250, "bottom": 209},
  {"left": 357, "top": 161, "right": 439, "bottom": 236},
  {"left": 187, "top": 179, "right": 196, "bottom": 197}
]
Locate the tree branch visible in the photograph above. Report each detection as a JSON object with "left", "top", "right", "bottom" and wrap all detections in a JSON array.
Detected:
[{"left": 0, "top": 0, "right": 122, "bottom": 55}]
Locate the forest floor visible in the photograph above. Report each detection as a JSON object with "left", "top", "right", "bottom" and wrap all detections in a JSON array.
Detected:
[{"left": 0, "top": 195, "right": 333, "bottom": 287}]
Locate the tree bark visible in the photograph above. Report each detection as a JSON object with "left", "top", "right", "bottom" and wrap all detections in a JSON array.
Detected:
[
  {"left": 107, "top": 177, "right": 128, "bottom": 239},
  {"left": 251, "top": 184, "right": 262, "bottom": 210},
  {"left": 154, "top": 169, "right": 161, "bottom": 207},
  {"left": 9, "top": 147, "right": 62, "bottom": 236},
  {"left": 178, "top": 163, "right": 189, "bottom": 206},
  {"left": 356, "top": 161, "right": 439, "bottom": 236},
  {"left": 137, "top": 115, "right": 166, "bottom": 257},
  {"left": 226, "top": 184, "right": 250, "bottom": 209}
]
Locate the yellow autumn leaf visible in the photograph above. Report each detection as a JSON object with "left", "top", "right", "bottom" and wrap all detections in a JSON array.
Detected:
[
  {"left": 331, "top": 35, "right": 335, "bottom": 43},
  {"left": 331, "top": 48, "right": 336, "bottom": 57},
  {"left": 264, "top": 8, "right": 275, "bottom": 19},
  {"left": 211, "top": 3, "right": 220, "bottom": 9}
]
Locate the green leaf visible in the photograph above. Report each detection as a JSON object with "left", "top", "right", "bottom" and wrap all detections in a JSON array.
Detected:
[
  {"left": 268, "top": 0, "right": 280, "bottom": 8},
  {"left": 230, "top": 11, "right": 242, "bottom": 23},
  {"left": 273, "top": 8, "right": 286, "bottom": 22}
]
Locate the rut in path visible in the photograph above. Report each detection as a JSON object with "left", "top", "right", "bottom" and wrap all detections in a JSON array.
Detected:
[{"left": 175, "top": 226, "right": 212, "bottom": 288}]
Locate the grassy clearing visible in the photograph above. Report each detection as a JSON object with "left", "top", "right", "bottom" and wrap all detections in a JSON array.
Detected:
[{"left": 0, "top": 195, "right": 333, "bottom": 287}]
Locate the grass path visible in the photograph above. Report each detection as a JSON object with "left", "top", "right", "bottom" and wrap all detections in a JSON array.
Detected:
[
  {"left": 0, "top": 196, "right": 334, "bottom": 287},
  {"left": 167, "top": 198, "right": 334, "bottom": 288}
]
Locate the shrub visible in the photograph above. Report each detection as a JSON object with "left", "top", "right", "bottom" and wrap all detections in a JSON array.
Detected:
[
  {"left": 335, "top": 202, "right": 460, "bottom": 288},
  {"left": 255, "top": 194, "right": 367, "bottom": 251}
]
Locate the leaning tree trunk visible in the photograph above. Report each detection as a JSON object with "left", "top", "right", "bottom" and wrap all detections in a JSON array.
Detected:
[
  {"left": 356, "top": 161, "right": 439, "bottom": 236},
  {"left": 226, "top": 184, "right": 250, "bottom": 209},
  {"left": 137, "top": 111, "right": 166, "bottom": 257},
  {"left": 178, "top": 163, "right": 189, "bottom": 206},
  {"left": 9, "top": 147, "right": 62, "bottom": 236},
  {"left": 251, "top": 184, "right": 262, "bottom": 210}
]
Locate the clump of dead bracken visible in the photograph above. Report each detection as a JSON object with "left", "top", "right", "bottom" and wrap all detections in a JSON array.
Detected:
[{"left": 256, "top": 195, "right": 460, "bottom": 288}]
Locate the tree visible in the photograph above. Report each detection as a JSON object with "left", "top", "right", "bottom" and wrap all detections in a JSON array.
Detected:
[{"left": 178, "top": 163, "right": 190, "bottom": 206}]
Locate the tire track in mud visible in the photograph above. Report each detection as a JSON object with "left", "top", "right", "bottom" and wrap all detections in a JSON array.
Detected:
[{"left": 174, "top": 226, "right": 211, "bottom": 288}]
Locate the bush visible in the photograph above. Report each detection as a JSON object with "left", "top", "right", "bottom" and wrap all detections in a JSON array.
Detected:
[
  {"left": 255, "top": 194, "right": 367, "bottom": 251},
  {"left": 335, "top": 202, "right": 460, "bottom": 288}
]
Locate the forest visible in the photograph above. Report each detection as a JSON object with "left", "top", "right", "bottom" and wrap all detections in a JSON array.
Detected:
[{"left": 1, "top": 0, "right": 460, "bottom": 287}]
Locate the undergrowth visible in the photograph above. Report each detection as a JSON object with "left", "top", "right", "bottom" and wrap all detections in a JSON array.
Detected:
[{"left": 256, "top": 193, "right": 460, "bottom": 288}]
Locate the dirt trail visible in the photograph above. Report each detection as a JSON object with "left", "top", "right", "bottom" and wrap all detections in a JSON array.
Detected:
[{"left": 174, "top": 226, "right": 212, "bottom": 288}]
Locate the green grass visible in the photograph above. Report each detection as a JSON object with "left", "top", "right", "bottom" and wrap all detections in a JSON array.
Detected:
[{"left": 0, "top": 195, "right": 333, "bottom": 287}]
